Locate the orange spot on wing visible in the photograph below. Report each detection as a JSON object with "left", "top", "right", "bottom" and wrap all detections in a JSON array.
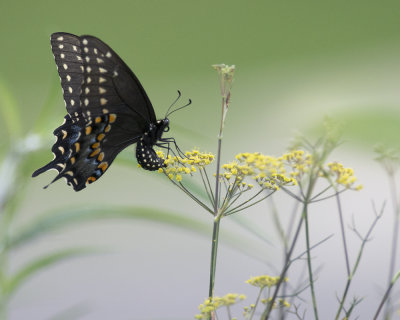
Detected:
[
  {"left": 86, "top": 176, "right": 96, "bottom": 184},
  {"left": 85, "top": 126, "right": 92, "bottom": 135},
  {"left": 109, "top": 114, "right": 116, "bottom": 123},
  {"left": 90, "top": 148, "right": 101, "bottom": 157},
  {"left": 92, "top": 142, "right": 100, "bottom": 149},
  {"left": 98, "top": 162, "right": 108, "bottom": 172},
  {"left": 97, "top": 133, "right": 105, "bottom": 141},
  {"left": 97, "top": 152, "right": 105, "bottom": 162}
]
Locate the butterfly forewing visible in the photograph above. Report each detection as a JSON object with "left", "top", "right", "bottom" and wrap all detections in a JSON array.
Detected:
[{"left": 80, "top": 35, "right": 156, "bottom": 123}]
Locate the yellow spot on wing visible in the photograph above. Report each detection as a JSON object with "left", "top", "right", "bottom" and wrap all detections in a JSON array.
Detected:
[
  {"left": 74, "top": 142, "right": 80, "bottom": 152},
  {"left": 70, "top": 157, "right": 76, "bottom": 164},
  {"left": 105, "top": 124, "right": 111, "bottom": 132},
  {"left": 97, "top": 133, "right": 105, "bottom": 141},
  {"left": 85, "top": 126, "right": 92, "bottom": 135},
  {"left": 95, "top": 117, "right": 101, "bottom": 123},
  {"left": 91, "top": 142, "right": 100, "bottom": 149}
]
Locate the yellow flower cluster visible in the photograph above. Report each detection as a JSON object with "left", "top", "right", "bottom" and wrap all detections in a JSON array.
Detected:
[
  {"left": 222, "top": 153, "right": 296, "bottom": 191},
  {"left": 246, "top": 275, "right": 288, "bottom": 288},
  {"left": 327, "top": 162, "right": 363, "bottom": 190},
  {"left": 195, "top": 293, "right": 246, "bottom": 319},
  {"left": 283, "top": 150, "right": 313, "bottom": 179},
  {"left": 261, "top": 297, "right": 291, "bottom": 308},
  {"left": 156, "top": 150, "right": 214, "bottom": 182}
]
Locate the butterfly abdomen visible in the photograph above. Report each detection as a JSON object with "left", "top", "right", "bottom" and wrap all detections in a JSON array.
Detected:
[{"left": 136, "top": 140, "right": 165, "bottom": 171}]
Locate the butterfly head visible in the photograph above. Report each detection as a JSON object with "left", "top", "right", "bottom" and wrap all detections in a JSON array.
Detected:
[{"left": 156, "top": 118, "right": 170, "bottom": 139}]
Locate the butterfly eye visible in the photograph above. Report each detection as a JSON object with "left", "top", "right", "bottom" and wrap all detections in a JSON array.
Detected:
[{"left": 164, "top": 126, "right": 170, "bottom": 133}]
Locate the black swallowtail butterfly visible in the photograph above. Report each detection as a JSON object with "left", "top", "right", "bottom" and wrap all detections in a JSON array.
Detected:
[{"left": 33, "top": 32, "right": 187, "bottom": 191}]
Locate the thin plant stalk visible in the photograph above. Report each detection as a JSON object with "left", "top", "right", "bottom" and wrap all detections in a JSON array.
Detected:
[
  {"left": 334, "top": 205, "right": 383, "bottom": 320},
  {"left": 262, "top": 166, "right": 318, "bottom": 319},
  {"left": 374, "top": 271, "right": 400, "bottom": 320},
  {"left": 334, "top": 191, "right": 350, "bottom": 281},
  {"left": 261, "top": 212, "right": 304, "bottom": 319},
  {"left": 249, "top": 287, "right": 264, "bottom": 320},
  {"left": 384, "top": 173, "right": 399, "bottom": 319},
  {"left": 208, "top": 64, "right": 234, "bottom": 318},
  {"left": 303, "top": 202, "right": 319, "bottom": 320},
  {"left": 208, "top": 213, "right": 222, "bottom": 299},
  {"left": 208, "top": 134, "right": 223, "bottom": 300}
]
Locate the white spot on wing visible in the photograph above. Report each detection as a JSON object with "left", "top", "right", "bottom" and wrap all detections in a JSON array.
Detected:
[
  {"left": 99, "top": 67, "right": 107, "bottom": 73},
  {"left": 59, "top": 44, "right": 64, "bottom": 49},
  {"left": 100, "top": 98, "right": 107, "bottom": 106},
  {"left": 106, "top": 51, "right": 112, "bottom": 58},
  {"left": 99, "top": 87, "right": 106, "bottom": 94},
  {"left": 84, "top": 47, "right": 89, "bottom": 53},
  {"left": 60, "top": 53, "right": 65, "bottom": 59},
  {"left": 87, "top": 77, "right": 92, "bottom": 83},
  {"left": 85, "top": 56, "right": 90, "bottom": 63},
  {"left": 86, "top": 66, "right": 91, "bottom": 73},
  {"left": 73, "top": 45, "right": 78, "bottom": 52},
  {"left": 84, "top": 98, "right": 89, "bottom": 106},
  {"left": 85, "top": 87, "right": 90, "bottom": 94},
  {"left": 96, "top": 58, "right": 104, "bottom": 64},
  {"left": 70, "top": 99, "right": 75, "bottom": 106},
  {"left": 63, "top": 64, "right": 68, "bottom": 70},
  {"left": 57, "top": 36, "right": 64, "bottom": 41},
  {"left": 66, "top": 75, "right": 71, "bottom": 82},
  {"left": 82, "top": 39, "right": 88, "bottom": 45},
  {"left": 99, "top": 77, "right": 106, "bottom": 83},
  {"left": 68, "top": 87, "right": 73, "bottom": 93},
  {"left": 93, "top": 48, "right": 98, "bottom": 55}
]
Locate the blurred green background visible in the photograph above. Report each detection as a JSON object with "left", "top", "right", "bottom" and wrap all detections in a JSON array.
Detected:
[{"left": 1, "top": 0, "right": 400, "bottom": 319}]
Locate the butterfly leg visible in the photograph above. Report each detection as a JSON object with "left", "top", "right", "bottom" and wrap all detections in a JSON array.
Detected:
[{"left": 158, "top": 137, "right": 186, "bottom": 158}]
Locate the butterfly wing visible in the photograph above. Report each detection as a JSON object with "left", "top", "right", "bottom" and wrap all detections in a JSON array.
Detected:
[{"left": 33, "top": 32, "right": 155, "bottom": 191}]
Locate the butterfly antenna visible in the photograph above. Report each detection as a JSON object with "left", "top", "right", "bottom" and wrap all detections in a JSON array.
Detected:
[
  {"left": 164, "top": 90, "right": 181, "bottom": 118},
  {"left": 166, "top": 99, "right": 192, "bottom": 118}
]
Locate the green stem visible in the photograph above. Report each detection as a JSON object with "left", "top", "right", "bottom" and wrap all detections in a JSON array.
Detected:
[
  {"left": 208, "top": 131, "right": 223, "bottom": 320},
  {"left": 208, "top": 214, "right": 222, "bottom": 299},
  {"left": 261, "top": 211, "right": 304, "bottom": 319},
  {"left": 304, "top": 203, "right": 319, "bottom": 320},
  {"left": 199, "top": 168, "right": 215, "bottom": 206},
  {"left": 374, "top": 271, "right": 400, "bottom": 320},
  {"left": 249, "top": 287, "right": 264, "bottom": 320},
  {"left": 335, "top": 205, "right": 383, "bottom": 319},
  {"left": 384, "top": 173, "right": 399, "bottom": 319},
  {"left": 262, "top": 168, "right": 318, "bottom": 319}
]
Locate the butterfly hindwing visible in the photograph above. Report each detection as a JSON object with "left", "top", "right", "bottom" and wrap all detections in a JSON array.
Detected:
[{"left": 33, "top": 108, "right": 145, "bottom": 191}]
